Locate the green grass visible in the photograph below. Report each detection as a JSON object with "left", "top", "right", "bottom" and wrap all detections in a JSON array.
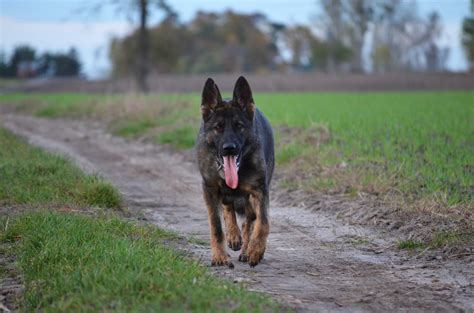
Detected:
[
  {"left": 114, "top": 118, "right": 158, "bottom": 137},
  {"left": 397, "top": 239, "right": 425, "bottom": 250},
  {"left": 156, "top": 125, "right": 198, "bottom": 149},
  {"left": 1, "top": 211, "right": 277, "bottom": 312},
  {"left": 430, "top": 230, "right": 474, "bottom": 248},
  {"left": 257, "top": 92, "right": 474, "bottom": 206},
  {"left": 397, "top": 229, "right": 474, "bottom": 250},
  {"left": 0, "top": 93, "right": 103, "bottom": 118},
  {"left": 0, "top": 127, "right": 121, "bottom": 208},
  {"left": 1, "top": 91, "right": 473, "bottom": 206}
]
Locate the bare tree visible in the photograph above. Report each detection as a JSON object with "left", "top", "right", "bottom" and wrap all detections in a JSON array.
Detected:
[
  {"left": 423, "top": 12, "right": 449, "bottom": 72},
  {"left": 317, "top": 0, "right": 353, "bottom": 71},
  {"left": 317, "top": 0, "right": 375, "bottom": 72},
  {"left": 372, "top": 1, "right": 448, "bottom": 72},
  {"left": 136, "top": 0, "right": 149, "bottom": 93},
  {"left": 78, "top": 0, "right": 175, "bottom": 93},
  {"left": 317, "top": 0, "right": 448, "bottom": 73},
  {"left": 133, "top": 0, "right": 176, "bottom": 92},
  {"left": 462, "top": 0, "right": 474, "bottom": 70},
  {"left": 282, "top": 25, "right": 315, "bottom": 71},
  {"left": 345, "top": 0, "right": 374, "bottom": 72}
]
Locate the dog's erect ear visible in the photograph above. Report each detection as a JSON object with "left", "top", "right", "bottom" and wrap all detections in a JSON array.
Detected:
[
  {"left": 232, "top": 76, "right": 255, "bottom": 120},
  {"left": 201, "top": 78, "right": 222, "bottom": 121}
]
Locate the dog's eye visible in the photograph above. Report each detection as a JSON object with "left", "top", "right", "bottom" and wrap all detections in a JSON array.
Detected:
[
  {"left": 214, "top": 123, "right": 223, "bottom": 131},
  {"left": 235, "top": 123, "right": 244, "bottom": 130}
]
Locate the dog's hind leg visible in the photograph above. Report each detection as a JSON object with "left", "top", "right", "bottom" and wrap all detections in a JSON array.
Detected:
[
  {"left": 203, "top": 185, "right": 233, "bottom": 268},
  {"left": 223, "top": 204, "right": 242, "bottom": 251}
]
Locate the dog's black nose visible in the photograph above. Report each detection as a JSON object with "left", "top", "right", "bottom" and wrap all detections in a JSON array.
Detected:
[{"left": 223, "top": 143, "right": 237, "bottom": 151}]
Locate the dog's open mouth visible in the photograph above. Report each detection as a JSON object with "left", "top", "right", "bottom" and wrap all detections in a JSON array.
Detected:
[{"left": 217, "top": 154, "right": 240, "bottom": 189}]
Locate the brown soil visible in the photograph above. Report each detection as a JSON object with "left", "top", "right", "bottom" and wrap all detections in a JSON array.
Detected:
[
  {"left": 2, "top": 72, "right": 474, "bottom": 94},
  {"left": 1, "top": 114, "right": 473, "bottom": 312}
]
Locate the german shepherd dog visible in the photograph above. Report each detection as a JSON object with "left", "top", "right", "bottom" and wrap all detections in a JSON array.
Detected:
[{"left": 197, "top": 76, "right": 275, "bottom": 268}]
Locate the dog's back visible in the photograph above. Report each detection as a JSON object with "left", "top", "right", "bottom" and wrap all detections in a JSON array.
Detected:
[{"left": 253, "top": 108, "right": 275, "bottom": 186}]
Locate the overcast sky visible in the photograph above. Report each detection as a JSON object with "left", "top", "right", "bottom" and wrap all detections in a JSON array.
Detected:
[{"left": 0, "top": 0, "right": 471, "bottom": 78}]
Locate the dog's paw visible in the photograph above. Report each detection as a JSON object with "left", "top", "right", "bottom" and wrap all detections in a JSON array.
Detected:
[
  {"left": 238, "top": 252, "right": 248, "bottom": 262},
  {"left": 211, "top": 253, "right": 234, "bottom": 268},
  {"left": 248, "top": 253, "right": 264, "bottom": 267},
  {"left": 227, "top": 233, "right": 242, "bottom": 251},
  {"left": 247, "top": 241, "right": 266, "bottom": 267}
]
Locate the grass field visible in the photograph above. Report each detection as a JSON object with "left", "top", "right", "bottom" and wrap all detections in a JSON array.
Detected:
[
  {"left": 257, "top": 92, "right": 473, "bottom": 205},
  {"left": 0, "top": 212, "right": 276, "bottom": 312},
  {"left": 0, "top": 127, "right": 121, "bottom": 208},
  {"left": 1, "top": 91, "right": 473, "bottom": 210},
  {"left": 0, "top": 127, "right": 278, "bottom": 311}
]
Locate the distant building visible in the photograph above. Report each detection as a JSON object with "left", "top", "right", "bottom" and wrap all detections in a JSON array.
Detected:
[{"left": 17, "top": 61, "right": 37, "bottom": 78}]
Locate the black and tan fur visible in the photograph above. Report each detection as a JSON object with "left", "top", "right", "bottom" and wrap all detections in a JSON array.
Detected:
[{"left": 196, "top": 76, "right": 275, "bottom": 267}]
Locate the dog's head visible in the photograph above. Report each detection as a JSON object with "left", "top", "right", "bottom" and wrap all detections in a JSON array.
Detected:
[{"left": 200, "top": 76, "right": 256, "bottom": 189}]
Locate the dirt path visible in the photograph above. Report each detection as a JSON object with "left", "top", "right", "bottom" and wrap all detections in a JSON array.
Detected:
[{"left": 2, "top": 114, "right": 473, "bottom": 312}]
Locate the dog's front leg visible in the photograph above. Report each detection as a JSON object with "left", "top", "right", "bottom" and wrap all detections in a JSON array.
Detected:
[
  {"left": 223, "top": 204, "right": 242, "bottom": 251},
  {"left": 247, "top": 190, "right": 270, "bottom": 267},
  {"left": 238, "top": 212, "right": 255, "bottom": 263},
  {"left": 203, "top": 185, "right": 233, "bottom": 268}
]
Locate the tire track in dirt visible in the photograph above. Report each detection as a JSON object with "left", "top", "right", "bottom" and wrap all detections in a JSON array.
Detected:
[{"left": 2, "top": 114, "right": 473, "bottom": 312}]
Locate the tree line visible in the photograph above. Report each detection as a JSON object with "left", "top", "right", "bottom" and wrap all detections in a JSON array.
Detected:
[
  {"left": 0, "top": 46, "right": 81, "bottom": 79},
  {"left": 110, "top": 0, "right": 470, "bottom": 83}
]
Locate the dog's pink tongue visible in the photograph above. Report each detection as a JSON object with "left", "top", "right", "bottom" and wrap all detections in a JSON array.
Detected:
[{"left": 223, "top": 156, "right": 238, "bottom": 189}]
